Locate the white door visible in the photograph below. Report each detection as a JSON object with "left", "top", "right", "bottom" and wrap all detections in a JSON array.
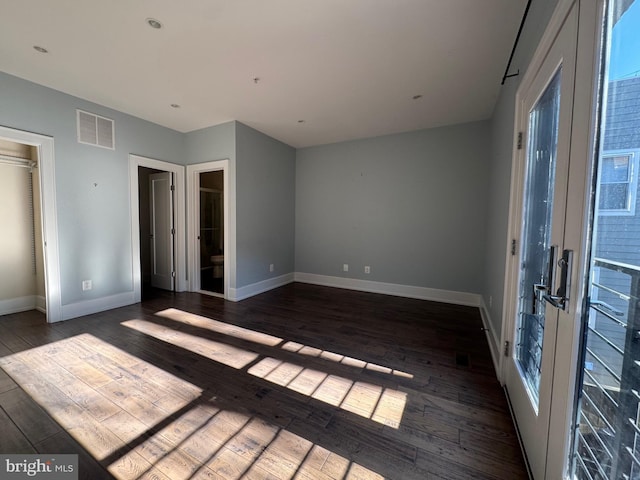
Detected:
[
  {"left": 503, "top": 3, "right": 579, "bottom": 478},
  {"left": 150, "top": 172, "right": 174, "bottom": 290}
]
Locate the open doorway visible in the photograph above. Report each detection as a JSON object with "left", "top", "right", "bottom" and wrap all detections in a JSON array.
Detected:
[
  {"left": 187, "top": 159, "right": 231, "bottom": 299},
  {"left": 138, "top": 166, "right": 175, "bottom": 299},
  {"left": 0, "top": 139, "right": 46, "bottom": 316},
  {"left": 129, "top": 155, "right": 185, "bottom": 304},
  {"left": 199, "top": 171, "right": 224, "bottom": 295},
  {"left": 0, "top": 127, "right": 60, "bottom": 323}
]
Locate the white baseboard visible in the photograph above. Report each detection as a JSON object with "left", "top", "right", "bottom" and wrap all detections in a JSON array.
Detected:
[
  {"left": 229, "top": 273, "right": 295, "bottom": 302},
  {"left": 0, "top": 295, "right": 38, "bottom": 316},
  {"left": 60, "top": 291, "right": 135, "bottom": 321},
  {"left": 294, "top": 272, "right": 482, "bottom": 307},
  {"left": 479, "top": 299, "right": 502, "bottom": 381},
  {"left": 35, "top": 295, "right": 47, "bottom": 313}
]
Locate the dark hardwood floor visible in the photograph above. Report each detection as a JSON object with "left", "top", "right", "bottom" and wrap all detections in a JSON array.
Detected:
[{"left": 0, "top": 283, "right": 527, "bottom": 479}]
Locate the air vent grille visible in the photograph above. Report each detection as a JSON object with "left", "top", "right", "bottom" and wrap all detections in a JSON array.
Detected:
[{"left": 77, "top": 110, "right": 115, "bottom": 149}]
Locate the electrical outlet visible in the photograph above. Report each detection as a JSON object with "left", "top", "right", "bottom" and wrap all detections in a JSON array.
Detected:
[
  {"left": 343, "top": 264, "right": 349, "bottom": 272},
  {"left": 364, "top": 266, "right": 370, "bottom": 274},
  {"left": 489, "top": 296, "right": 493, "bottom": 308},
  {"left": 82, "top": 280, "right": 92, "bottom": 291},
  {"left": 269, "top": 263, "right": 274, "bottom": 272}
]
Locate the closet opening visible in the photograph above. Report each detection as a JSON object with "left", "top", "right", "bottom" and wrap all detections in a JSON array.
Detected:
[{"left": 0, "top": 139, "right": 46, "bottom": 319}]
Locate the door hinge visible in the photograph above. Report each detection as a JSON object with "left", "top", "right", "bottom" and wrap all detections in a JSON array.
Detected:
[
  {"left": 504, "top": 341, "right": 510, "bottom": 357},
  {"left": 171, "top": 271, "right": 176, "bottom": 278},
  {"left": 171, "top": 228, "right": 175, "bottom": 235},
  {"left": 170, "top": 185, "right": 175, "bottom": 192},
  {"left": 517, "top": 131, "right": 523, "bottom": 150},
  {"left": 511, "top": 239, "right": 517, "bottom": 256}
]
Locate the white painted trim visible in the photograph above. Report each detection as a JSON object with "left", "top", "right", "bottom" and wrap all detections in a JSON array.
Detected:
[
  {"left": 0, "top": 296, "right": 37, "bottom": 316},
  {"left": 294, "top": 272, "right": 482, "bottom": 307},
  {"left": 0, "top": 126, "right": 62, "bottom": 323},
  {"left": 186, "top": 160, "right": 234, "bottom": 300},
  {"left": 517, "top": 0, "right": 576, "bottom": 96},
  {"left": 479, "top": 299, "right": 502, "bottom": 381},
  {"left": 229, "top": 273, "right": 295, "bottom": 302},
  {"left": 129, "top": 154, "right": 186, "bottom": 303},
  {"left": 61, "top": 291, "right": 135, "bottom": 320},
  {"left": 36, "top": 295, "right": 46, "bottom": 313}
]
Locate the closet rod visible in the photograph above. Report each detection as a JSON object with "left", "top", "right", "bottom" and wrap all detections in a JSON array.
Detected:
[{"left": 0, "top": 153, "right": 36, "bottom": 169}]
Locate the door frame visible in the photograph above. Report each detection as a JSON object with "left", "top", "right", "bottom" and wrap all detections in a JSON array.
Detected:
[
  {"left": 129, "top": 154, "right": 186, "bottom": 302},
  {"left": 187, "top": 160, "right": 231, "bottom": 299},
  {"left": 502, "top": 2, "right": 579, "bottom": 475},
  {"left": 0, "top": 126, "right": 62, "bottom": 323},
  {"left": 501, "top": 0, "right": 578, "bottom": 383},
  {"left": 500, "top": 0, "right": 607, "bottom": 477}
]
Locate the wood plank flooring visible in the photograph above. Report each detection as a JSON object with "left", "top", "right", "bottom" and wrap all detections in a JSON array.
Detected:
[{"left": 0, "top": 283, "right": 527, "bottom": 479}]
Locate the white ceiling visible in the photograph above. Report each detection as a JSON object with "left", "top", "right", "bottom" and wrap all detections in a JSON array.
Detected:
[{"left": 0, "top": 0, "right": 526, "bottom": 148}]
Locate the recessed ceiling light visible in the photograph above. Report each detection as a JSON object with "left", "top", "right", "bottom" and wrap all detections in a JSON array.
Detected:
[
  {"left": 170, "top": 104, "right": 180, "bottom": 108},
  {"left": 146, "top": 18, "right": 162, "bottom": 29},
  {"left": 412, "top": 94, "right": 423, "bottom": 100},
  {"left": 33, "top": 46, "right": 48, "bottom": 53}
]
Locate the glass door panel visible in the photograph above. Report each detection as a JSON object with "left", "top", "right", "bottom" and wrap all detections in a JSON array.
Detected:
[
  {"left": 516, "top": 69, "right": 562, "bottom": 410},
  {"left": 572, "top": 1, "right": 640, "bottom": 478}
]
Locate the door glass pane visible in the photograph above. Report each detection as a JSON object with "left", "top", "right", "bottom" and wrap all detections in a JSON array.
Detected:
[
  {"left": 572, "top": 1, "right": 640, "bottom": 478},
  {"left": 515, "top": 68, "right": 562, "bottom": 410}
]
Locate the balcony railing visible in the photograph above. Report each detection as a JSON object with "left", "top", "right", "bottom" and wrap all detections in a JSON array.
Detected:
[{"left": 575, "top": 258, "right": 640, "bottom": 480}]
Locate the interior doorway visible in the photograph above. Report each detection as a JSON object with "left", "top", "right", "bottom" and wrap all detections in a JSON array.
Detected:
[
  {"left": 129, "top": 155, "right": 185, "bottom": 303},
  {"left": 138, "top": 167, "right": 176, "bottom": 298},
  {"left": 0, "top": 126, "right": 60, "bottom": 322},
  {"left": 199, "top": 171, "right": 224, "bottom": 295},
  {"left": 0, "top": 139, "right": 46, "bottom": 316},
  {"left": 187, "top": 160, "right": 231, "bottom": 299}
]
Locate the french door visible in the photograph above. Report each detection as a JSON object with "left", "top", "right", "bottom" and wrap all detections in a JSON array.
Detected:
[
  {"left": 504, "top": 3, "right": 580, "bottom": 479},
  {"left": 505, "top": 0, "right": 640, "bottom": 477}
]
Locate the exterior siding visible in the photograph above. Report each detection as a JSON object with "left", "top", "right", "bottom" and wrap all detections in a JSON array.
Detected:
[{"left": 589, "top": 77, "right": 640, "bottom": 388}]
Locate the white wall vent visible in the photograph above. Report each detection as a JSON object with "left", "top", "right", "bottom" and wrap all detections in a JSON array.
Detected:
[{"left": 77, "top": 110, "right": 115, "bottom": 149}]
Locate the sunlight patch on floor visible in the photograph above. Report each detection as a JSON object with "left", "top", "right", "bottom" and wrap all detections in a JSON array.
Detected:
[
  {"left": 0, "top": 333, "right": 202, "bottom": 463},
  {"left": 123, "top": 318, "right": 407, "bottom": 429},
  {"left": 281, "top": 340, "right": 413, "bottom": 379},
  {"left": 154, "top": 308, "right": 412, "bottom": 379},
  {"left": 112, "top": 397, "right": 385, "bottom": 480},
  {"left": 0, "top": 333, "right": 385, "bottom": 479},
  {"left": 249, "top": 358, "right": 407, "bottom": 428},
  {"left": 155, "top": 308, "right": 283, "bottom": 347},
  {"left": 122, "top": 319, "right": 259, "bottom": 369}
]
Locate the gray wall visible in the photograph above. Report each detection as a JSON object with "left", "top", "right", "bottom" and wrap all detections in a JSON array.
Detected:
[
  {"left": 185, "top": 121, "right": 237, "bottom": 290},
  {"left": 185, "top": 121, "right": 236, "bottom": 166},
  {"left": 185, "top": 121, "right": 296, "bottom": 290},
  {"left": 483, "top": 0, "right": 560, "bottom": 336},
  {"left": 0, "top": 72, "right": 185, "bottom": 307},
  {"left": 236, "top": 122, "right": 296, "bottom": 287},
  {"left": 295, "top": 122, "right": 490, "bottom": 294}
]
